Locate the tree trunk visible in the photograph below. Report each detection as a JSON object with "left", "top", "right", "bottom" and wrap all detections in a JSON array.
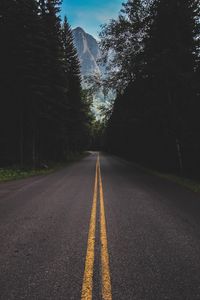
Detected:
[
  {"left": 32, "top": 133, "right": 36, "bottom": 169},
  {"left": 176, "top": 138, "right": 183, "bottom": 174},
  {"left": 20, "top": 111, "right": 24, "bottom": 168}
]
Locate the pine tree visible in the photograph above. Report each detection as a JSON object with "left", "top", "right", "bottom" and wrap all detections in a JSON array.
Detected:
[
  {"left": 61, "top": 16, "right": 91, "bottom": 152},
  {"left": 38, "top": 0, "right": 68, "bottom": 161}
]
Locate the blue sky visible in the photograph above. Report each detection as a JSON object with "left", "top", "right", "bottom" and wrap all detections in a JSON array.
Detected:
[{"left": 61, "top": 0, "right": 123, "bottom": 39}]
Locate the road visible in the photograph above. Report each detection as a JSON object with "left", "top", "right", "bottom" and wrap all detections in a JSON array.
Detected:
[{"left": 1, "top": 152, "right": 200, "bottom": 299}]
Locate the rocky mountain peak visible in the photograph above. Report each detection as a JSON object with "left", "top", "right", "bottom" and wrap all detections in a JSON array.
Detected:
[{"left": 72, "top": 27, "right": 102, "bottom": 76}]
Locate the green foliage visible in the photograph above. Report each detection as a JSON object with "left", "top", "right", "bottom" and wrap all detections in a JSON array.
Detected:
[
  {"left": 0, "top": 168, "right": 52, "bottom": 182},
  {"left": 0, "top": 152, "right": 88, "bottom": 182},
  {"left": 132, "top": 163, "right": 200, "bottom": 193}
]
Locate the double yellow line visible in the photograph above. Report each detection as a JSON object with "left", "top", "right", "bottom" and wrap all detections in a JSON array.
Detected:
[{"left": 81, "top": 154, "right": 112, "bottom": 300}]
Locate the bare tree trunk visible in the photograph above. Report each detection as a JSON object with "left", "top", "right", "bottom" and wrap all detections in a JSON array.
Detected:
[
  {"left": 20, "top": 111, "right": 24, "bottom": 168},
  {"left": 167, "top": 88, "right": 183, "bottom": 174},
  {"left": 32, "top": 133, "right": 36, "bottom": 169},
  {"left": 176, "top": 138, "right": 183, "bottom": 174},
  {"left": 32, "top": 122, "right": 38, "bottom": 169}
]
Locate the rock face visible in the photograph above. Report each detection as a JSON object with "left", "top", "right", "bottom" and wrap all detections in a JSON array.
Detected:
[
  {"left": 72, "top": 27, "right": 102, "bottom": 76},
  {"left": 72, "top": 27, "right": 108, "bottom": 116}
]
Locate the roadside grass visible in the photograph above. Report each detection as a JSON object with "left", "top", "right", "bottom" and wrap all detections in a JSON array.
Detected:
[
  {"left": 111, "top": 154, "right": 200, "bottom": 194},
  {"left": 0, "top": 152, "right": 89, "bottom": 183},
  {"left": 0, "top": 168, "right": 53, "bottom": 182},
  {"left": 138, "top": 165, "right": 200, "bottom": 193}
]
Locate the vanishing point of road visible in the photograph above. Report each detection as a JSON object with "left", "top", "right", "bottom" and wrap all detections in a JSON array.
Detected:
[{"left": 1, "top": 152, "right": 200, "bottom": 300}]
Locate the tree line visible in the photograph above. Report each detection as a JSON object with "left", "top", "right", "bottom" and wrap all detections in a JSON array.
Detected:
[
  {"left": 100, "top": 0, "right": 200, "bottom": 174},
  {"left": 0, "top": 0, "right": 93, "bottom": 167}
]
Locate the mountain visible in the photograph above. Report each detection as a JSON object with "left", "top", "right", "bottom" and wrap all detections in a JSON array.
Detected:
[
  {"left": 72, "top": 27, "right": 109, "bottom": 116},
  {"left": 72, "top": 27, "right": 102, "bottom": 77}
]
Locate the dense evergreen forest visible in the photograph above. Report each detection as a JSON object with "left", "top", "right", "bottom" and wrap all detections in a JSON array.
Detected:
[
  {"left": 0, "top": 0, "right": 93, "bottom": 167},
  {"left": 1, "top": 0, "right": 200, "bottom": 176},
  {"left": 100, "top": 0, "right": 200, "bottom": 175}
]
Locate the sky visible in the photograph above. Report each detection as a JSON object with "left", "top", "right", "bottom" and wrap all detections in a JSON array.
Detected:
[{"left": 61, "top": 0, "right": 123, "bottom": 39}]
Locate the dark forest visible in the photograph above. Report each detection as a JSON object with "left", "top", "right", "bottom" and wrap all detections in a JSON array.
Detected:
[
  {"left": 101, "top": 0, "right": 200, "bottom": 175},
  {"left": 0, "top": 0, "right": 93, "bottom": 167},
  {"left": 0, "top": 0, "right": 200, "bottom": 176}
]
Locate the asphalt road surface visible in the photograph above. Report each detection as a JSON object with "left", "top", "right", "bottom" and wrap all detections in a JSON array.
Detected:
[{"left": 1, "top": 152, "right": 200, "bottom": 300}]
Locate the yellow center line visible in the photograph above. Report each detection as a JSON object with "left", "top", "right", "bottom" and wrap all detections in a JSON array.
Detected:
[
  {"left": 81, "top": 153, "right": 112, "bottom": 300},
  {"left": 81, "top": 158, "right": 98, "bottom": 300},
  {"left": 98, "top": 155, "right": 112, "bottom": 300}
]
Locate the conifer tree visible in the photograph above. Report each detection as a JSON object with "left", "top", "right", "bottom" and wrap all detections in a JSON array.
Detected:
[
  {"left": 61, "top": 16, "right": 91, "bottom": 152},
  {"left": 38, "top": 0, "right": 68, "bottom": 160}
]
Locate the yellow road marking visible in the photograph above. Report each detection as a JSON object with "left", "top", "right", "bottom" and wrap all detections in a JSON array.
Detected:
[
  {"left": 98, "top": 155, "right": 112, "bottom": 300},
  {"left": 81, "top": 154, "right": 112, "bottom": 300},
  {"left": 81, "top": 159, "right": 98, "bottom": 300}
]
